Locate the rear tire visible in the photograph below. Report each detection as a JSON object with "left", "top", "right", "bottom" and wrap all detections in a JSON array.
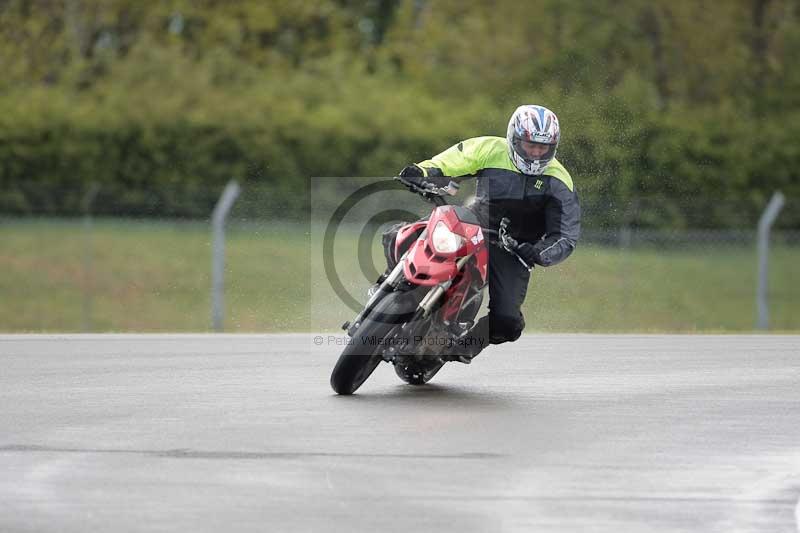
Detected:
[{"left": 330, "top": 291, "right": 417, "bottom": 395}]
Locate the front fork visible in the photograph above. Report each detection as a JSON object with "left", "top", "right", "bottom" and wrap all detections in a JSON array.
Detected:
[
  {"left": 342, "top": 257, "right": 408, "bottom": 337},
  {"left": 416, "top": 255, "right": 471, "bottom": 317},
  {"left": 342, "top": 253, "right": 472, "bottom": 337}
]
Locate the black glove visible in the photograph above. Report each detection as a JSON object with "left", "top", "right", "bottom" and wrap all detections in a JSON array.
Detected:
[
  {"left": 399, "top": 164, "right": 425, "bottom": 178},
  {"left": 398, "top": 164, "right": 427, "bottom": 187},
  {"left": 516, "top": 242, "right": 539, "bottom": 267}
]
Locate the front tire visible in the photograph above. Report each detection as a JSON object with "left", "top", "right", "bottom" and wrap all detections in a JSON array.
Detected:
[{"left": 330, "top": 290, "right": 417, "bottom": 395}]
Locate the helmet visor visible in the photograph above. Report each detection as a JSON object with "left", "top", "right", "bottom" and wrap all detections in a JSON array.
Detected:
[{"left": 512, "top": 136, "right": 556, "bottom": 163}]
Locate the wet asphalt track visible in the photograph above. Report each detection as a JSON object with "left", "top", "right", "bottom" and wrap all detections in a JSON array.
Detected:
[{"left": 1, "top": 334, "right": 799, "bottom": 532}]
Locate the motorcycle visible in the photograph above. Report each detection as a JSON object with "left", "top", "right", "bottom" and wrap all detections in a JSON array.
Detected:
[{"left": 329, "top": 176, "right": 531, "bottom": 395}]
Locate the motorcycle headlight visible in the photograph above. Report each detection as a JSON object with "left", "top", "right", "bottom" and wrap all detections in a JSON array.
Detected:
[{"left": 431, "top": 221, "right": 465, "bottom": 253}]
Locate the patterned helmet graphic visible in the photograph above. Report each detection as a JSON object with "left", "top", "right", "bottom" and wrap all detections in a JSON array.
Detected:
[{"left": 506, "top": 105, "right": 560, "bottom": 176}]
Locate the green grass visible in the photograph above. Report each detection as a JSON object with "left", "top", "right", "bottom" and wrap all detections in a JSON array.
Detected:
[
  {"left": 527, "top": 244, "right": 799, "bottom": 332},
  {"left": 1, "top": 219, "right": 797, "bottom": 332}
]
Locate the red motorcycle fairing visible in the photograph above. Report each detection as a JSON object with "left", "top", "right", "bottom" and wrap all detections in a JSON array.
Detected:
[
  {"left": 393, "top": 220, "right": 428, "bottom": 266},
  {"left": 401, "top": 205, "right": 488, "bottom": 287}
]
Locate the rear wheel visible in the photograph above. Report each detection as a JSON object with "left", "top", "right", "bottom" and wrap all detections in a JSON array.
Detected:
[{"left": 330, "top": 290, "right": 418, "bottom": 395}]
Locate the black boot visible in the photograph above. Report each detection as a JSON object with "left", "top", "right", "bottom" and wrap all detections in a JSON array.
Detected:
[{"left": 446, "top": 315, "right": 490, "bottom": 364}]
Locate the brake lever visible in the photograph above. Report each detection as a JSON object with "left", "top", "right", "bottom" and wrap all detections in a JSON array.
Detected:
[{"left": 513, "top": 252, "right": 533, "bottom": 272}]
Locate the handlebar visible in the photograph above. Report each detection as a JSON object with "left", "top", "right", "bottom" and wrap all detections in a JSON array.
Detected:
[{"left": 393, "top": 176, "right": 459, "bottom": 207}]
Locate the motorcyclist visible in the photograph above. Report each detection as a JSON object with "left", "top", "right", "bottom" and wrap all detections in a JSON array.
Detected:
[{"left": 393, "top": 104, "right": 581, "bottom": 361}]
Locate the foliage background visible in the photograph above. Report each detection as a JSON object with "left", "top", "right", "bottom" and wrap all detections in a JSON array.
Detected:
[{"left": 1, "top": 0, "right": 799, "bottom": 227}]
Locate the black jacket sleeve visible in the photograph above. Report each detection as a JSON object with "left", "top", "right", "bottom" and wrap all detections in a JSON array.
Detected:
[{"left": 530, "top": 179, "right": 581, "bottom": 267}]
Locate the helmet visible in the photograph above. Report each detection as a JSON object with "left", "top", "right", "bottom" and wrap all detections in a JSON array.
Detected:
[{"left": 506, "top": 105, "right": 560, "bottom": 176}]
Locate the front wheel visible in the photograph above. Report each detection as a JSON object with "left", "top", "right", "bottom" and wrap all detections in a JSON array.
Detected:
[{"left": 330, "top": 290, "right": 418, "bottom": 395}]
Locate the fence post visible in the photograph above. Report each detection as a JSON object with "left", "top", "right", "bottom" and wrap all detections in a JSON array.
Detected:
[
  {"left": 756, "top": 191, "right": 785, "bottom": 330},
  {"left": 81, "top": 183, "right": 100, "bottom": 332},
  {"left": 618, "top": 198, "right": 638, "bottom": 325},
  {"left": 211, "top": 181, "right": 241, "bottom": 332}
]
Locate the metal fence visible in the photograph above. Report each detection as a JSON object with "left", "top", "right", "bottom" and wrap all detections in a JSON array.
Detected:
[{"left": 0, "top": 183, "right": 797, "bottom": 333}]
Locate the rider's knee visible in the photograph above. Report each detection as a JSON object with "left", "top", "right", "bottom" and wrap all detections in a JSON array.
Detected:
[{"left": 488, "top": 312, "right": 525, "bottom": 344}]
